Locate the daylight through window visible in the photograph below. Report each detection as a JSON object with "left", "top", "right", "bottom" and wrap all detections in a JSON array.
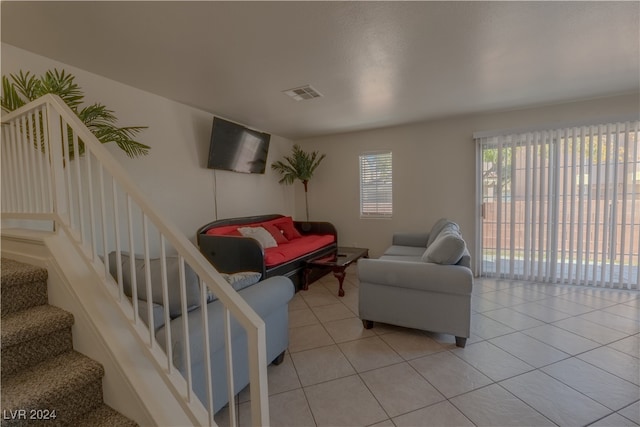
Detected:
[{"left": 359, "top": 151, "right": 392, "bottom": 218}]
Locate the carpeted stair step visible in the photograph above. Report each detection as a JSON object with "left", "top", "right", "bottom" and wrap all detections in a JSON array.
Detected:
[
  {"left": 74, "top": 403, "right": 139, "bottom": 427},
  {"left": 1, "top": 351, "right": 105, "bottom": 426},
  {"left": 1, "top": 305, "right": 75, "bottom": 378},
  {"left": 1, "top": 258, "right": 48, "bottom": 316}
]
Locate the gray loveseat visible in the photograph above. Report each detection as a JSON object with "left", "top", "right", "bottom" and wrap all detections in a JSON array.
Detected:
[
  {"left": 108, "top": 252, "right": 294, "bottom": 413},
  {"left": 358, "top": 219, "right": 473, "bottom": 347}
]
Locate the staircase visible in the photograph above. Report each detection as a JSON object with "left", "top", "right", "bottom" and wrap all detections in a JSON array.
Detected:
[{"left": 1, "top": 258, "right": 137, "bottom": 426}]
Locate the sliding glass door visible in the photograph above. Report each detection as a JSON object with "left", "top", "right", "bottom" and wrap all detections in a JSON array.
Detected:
[{"left": 477, "top": 121, "right": 639, "bottom": 289}]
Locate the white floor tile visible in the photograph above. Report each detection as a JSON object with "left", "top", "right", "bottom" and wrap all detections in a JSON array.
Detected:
[
  {"left": 300, "top": 286, "right": 341, "bottom": 307},
  {"left": 553, "top": 316, "right": 628, "bottom": 344},
  {"left": 451, "top": 383, "right": 556, "bottom": 426},
  {"left": 603, "top": 303, "right": 640, "bottom": 321},
  {"left": 267, "top": 352, "right": 302, "bottom": 396},
  {"left": 290, "top": 344, "right": 355, "bottom": 386},
  {"left": 311, "top": 302, "right": 355, "bottom": 323},
  {"left": 500, "top": 371, "right": 611, "bottom": 426},
  {"left": 470, "top": 313, "right": 516, "bottom": 339},
  {"left": 471, "top": 295, "right": 504, "bottom": 312},
  {"left": 338, "top": 336, "right": 403, "bottom": 372},
  {"left": 608, "top": 334, "right": 640, "bottom": 358},
  {"left": 499, "top": 285, "right": 552, "bottom": 302},
  {"left": 277, "top": 276, "right": 638, "bottom": 427},
  {"left": 289, "top": 307, "right": 320, "bottom": 328},
  {"left": 478, "top": 290, "right": 528, "bottom": 307},
  {"left": 452, "top": 341, "right": 534, "bottom": 381},
  {"left": 512, "top": 301, "right": 574, "bottom": 322},
  {"left": 360, "top": 362, "right": 445, "bottom": 418},
  {"left": 590, "top": 412, "right": 640, "bottom": 427},
  {"left": 501, "top": 370, "right": 611, "bottom": 427},
  {"left": 392, "top": 401, "right": 474, "bottom": 427},
  {"left": 322, "top": 316, "right": 376, "bottom": 343},
  {"left": 578, "top": 310, "right": 640, "bottom": 335},
  {"left": 522, "top": 324, "right": 600, "bottom": 355},
  {"left": 536, "top": 296, "right": 596, "bottom": 315},
  {"left": 289, "top": 293, "right": 309, "bottom": 311},
  {"left": 490, "top": 332, "right": 570, "bottom": 368},
  {"left": 578, "top": 346, "right": 640, "bottom": 385},
  {"left": 410, "top": 351, "right": 493, "bottom": 398},
  {"left": 379, "top": 329, "right": 445, "bottom": 360},
  {"left": 238, "top": 388, "right": 315, "bottom": 427},
  {"left": 304, "top": 375, "right": 387, "bottom": 427},
  {"left": 556, "top": 292, "right": 617, "bottom": 309},
  {"left": 482, "top": 307, "right": 545, "bottom": 330},
  {"left": 542, "top": 357, "right": 640, "bottom": 411},
  {"left": 289, "top": 323, "right": 334, "bottom": 353},
  {"left": 618, "top": 401, "right": 640, "bottom": 424}
]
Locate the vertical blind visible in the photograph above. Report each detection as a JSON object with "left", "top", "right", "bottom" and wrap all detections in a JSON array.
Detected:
[
  {"left": 359, "top": 151, "right": 393, "bottom": 218},
  {"left": 477, "top": 120, "right": 639, "bottom": 289}
]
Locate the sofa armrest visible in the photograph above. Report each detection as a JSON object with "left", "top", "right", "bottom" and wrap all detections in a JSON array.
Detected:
[
  {"left": 198, "top": 234, "right": 266, "bottom": 277},
  {"left": 358, "top": 258, "right": 472, "bottom": 295},
  {"left": 392, "top": 232, "right": 429, "bottom": 247}
]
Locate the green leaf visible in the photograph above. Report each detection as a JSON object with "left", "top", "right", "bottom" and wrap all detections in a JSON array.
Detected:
[
  {"left": 1, "top": 75, "right": 26, "bottom": 112},
  {"left": 2, "top": 68, "right": 150, "bottom": 158},
  {"left": 271, "top": 144, "right": 325, "bottom": 184}
]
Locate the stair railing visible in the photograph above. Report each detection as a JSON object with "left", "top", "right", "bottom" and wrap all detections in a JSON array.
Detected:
[{"left": 1, "top": 94, "right": 269, "bottom": 426}]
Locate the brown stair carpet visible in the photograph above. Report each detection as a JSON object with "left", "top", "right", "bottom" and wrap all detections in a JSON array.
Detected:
[
  {"left": 1, "top": 258, "right": 138, "bottom": 427},
  {"left": 1, "top": 258, "right": 48, "bottom": 317}
]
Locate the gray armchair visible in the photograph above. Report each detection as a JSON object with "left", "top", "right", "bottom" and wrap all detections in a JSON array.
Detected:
[{"left": 357, "top": 219, "right": 473, "bottom": 347}]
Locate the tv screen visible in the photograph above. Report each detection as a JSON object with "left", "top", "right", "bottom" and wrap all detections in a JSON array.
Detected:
[{"left": 207, "top": 117, "right": 271, "bottom": 174}]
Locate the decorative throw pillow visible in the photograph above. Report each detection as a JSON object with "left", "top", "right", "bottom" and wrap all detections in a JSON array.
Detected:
[
  {"left": 262, "top": 223, "right": 289, "bottom": 244},
  {"left": 276, "top": 220, "right": 302, "bottom": 240},
  {"left": 237, "top": 226, "right": 278, "bottom": 248},
  {"left": 206, "top": 271, "right": 262, "bottom": 302},
  {"left": 427, "top": 218, "right": 456, "bottom": 247},
  {"left": 422, "top": 229, "right": 466, "bottom": 265}
]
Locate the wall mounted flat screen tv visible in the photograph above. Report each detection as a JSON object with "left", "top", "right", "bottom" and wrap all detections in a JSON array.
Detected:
[{"left": 207, "top": 117, "right": 271, "bottom": 174}]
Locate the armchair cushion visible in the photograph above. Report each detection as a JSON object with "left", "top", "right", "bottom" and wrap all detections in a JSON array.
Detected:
[{"left": 392, "top": 232, "right": 429, "bottom": 247}]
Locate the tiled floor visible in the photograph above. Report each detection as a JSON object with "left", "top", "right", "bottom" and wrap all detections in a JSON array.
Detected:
[{"left": 217, "top": 269, "right": 640, "bottom": 427}]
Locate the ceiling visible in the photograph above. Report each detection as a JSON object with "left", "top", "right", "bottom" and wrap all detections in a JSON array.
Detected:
[{"left": 2, "top": 1, "right": 639, "bottom": 139}]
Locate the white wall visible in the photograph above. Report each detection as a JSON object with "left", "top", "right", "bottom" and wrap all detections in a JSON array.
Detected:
[
  {"left": 2, "top": 43, "right": 295, "bottom": 245},
  {"left": 297, "top": 93, "right": 640, "bottom": 262}
]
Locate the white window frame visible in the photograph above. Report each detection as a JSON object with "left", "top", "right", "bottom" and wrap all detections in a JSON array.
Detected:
[{"left": 359, "top": 151, "right": 392, "bottom": 219}]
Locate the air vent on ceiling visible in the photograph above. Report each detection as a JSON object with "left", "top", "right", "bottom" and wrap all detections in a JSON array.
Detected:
[{"left": 282, "top": 85, "right": 323, "bottom": 101}]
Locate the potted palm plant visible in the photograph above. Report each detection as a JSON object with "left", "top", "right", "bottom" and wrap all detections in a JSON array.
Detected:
[
  {"left": 271, "top": 144, "right": 326, "bottom": 221},
  {"left": 1, "top": 69, "right": 149, "bottom": 158}
]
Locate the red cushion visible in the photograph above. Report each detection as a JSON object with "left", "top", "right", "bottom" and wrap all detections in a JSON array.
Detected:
[
  {"left": 264, "top": 234, "right": 335, "bottom": 267},
  {"left": 262, "top": 223, "right": 289, "bottom": 244},
  {"left": 205, "top": 224, "right": 240, "bottom": 235},
  {"left": 204, "top": 216, "right": 307, "bottom": 242},
  {"left": 276, "top": 220, "right": 302, "bottom": 240}
]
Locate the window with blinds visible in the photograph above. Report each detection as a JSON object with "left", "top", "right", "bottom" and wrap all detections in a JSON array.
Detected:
[
  {"left": 476, "top": 120, "right": 639, "bottom": 290},
  {"left": 359, "top": 151, "right": 392, "bottom": 218}
]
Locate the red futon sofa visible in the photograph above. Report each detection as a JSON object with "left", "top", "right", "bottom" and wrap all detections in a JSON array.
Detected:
[{"left": 197, "top": 214, "right": 337, "bottom": 289}]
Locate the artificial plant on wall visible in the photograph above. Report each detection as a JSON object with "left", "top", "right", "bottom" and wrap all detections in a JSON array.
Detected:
[
  {"left": 271, "top": 144, "right": 326, "bottom": 221},
  {"left": 1, "top": 69, "right": 150, "bottom": 158}
]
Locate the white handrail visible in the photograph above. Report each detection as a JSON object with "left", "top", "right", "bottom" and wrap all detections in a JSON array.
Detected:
[{"left": 1, "top": 94, "right": 269, "bottom": 426}]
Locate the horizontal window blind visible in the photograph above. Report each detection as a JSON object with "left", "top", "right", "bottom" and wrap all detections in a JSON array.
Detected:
[
  {"left": 359, "top": 151, "right": 392, "bottom": 218},
  {"left": 477, "top": 121, "right": 639, "bottom": 289}
]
